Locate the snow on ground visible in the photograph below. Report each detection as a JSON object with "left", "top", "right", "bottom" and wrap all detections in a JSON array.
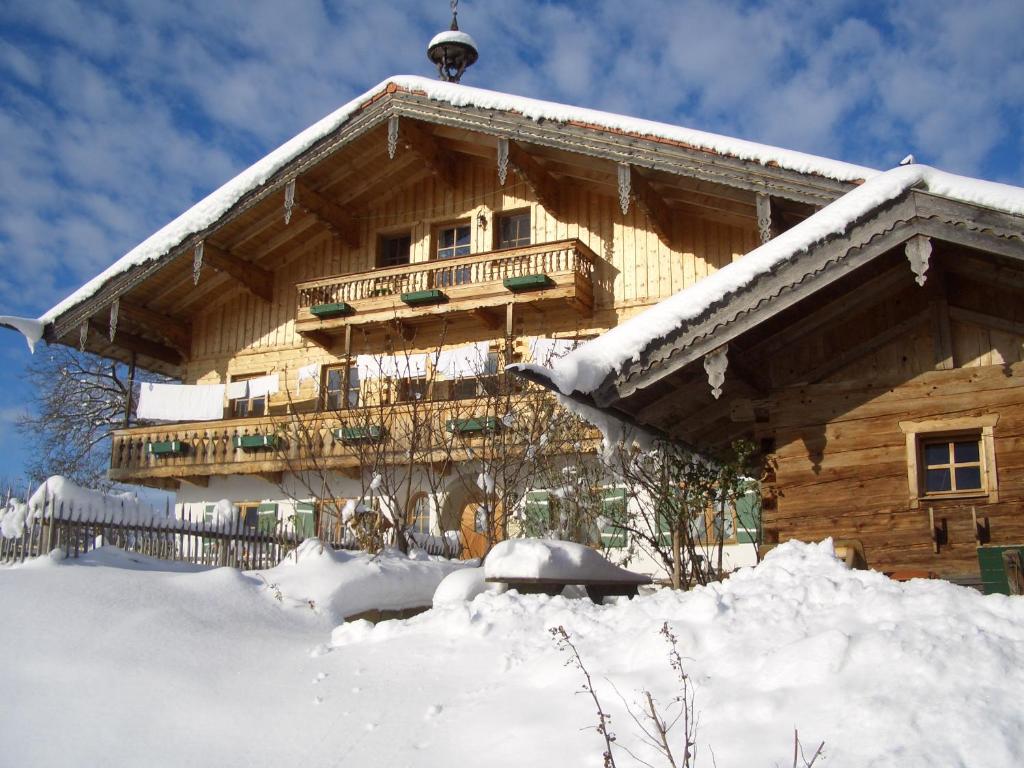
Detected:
[{"left": 1, "top": 540, "right": 1021, "bottom": 767}]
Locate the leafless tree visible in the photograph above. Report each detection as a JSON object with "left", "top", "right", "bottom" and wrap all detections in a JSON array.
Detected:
[{"left": 17, "top": 345, "right": 169, "bottom": 490}]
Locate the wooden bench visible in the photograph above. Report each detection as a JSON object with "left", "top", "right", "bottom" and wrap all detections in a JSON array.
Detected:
[{"left": 485, "top": 574, "right": 652, "bottom": 603}]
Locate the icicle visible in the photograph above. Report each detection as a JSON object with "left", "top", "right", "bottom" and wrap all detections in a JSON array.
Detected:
[
  {"left": 617, "top": 163, "right": 631, "bottom": 215},
  {"left": 79, "top": 322, "right": 88, "bottom": 352},
  {"left": 703, "top": 345, "right": 729, "bottom": 399},
  {"left": 387, "top": 115, "right": 400, "bottom": 160},
  {"left": 108, "top": 298, "right": 119, "bottom": 342},
  {"left": 283, "top": 179, "right": 296, "bottom": 225},
  {"left": 497, "top": 138, "right": 509, "bottom": 186},
  {"left": 193, "top": 241, "right": 204, "bottom": 286},
  {"left": 905, "top": 235, "right": 932, "bottom": 286}
]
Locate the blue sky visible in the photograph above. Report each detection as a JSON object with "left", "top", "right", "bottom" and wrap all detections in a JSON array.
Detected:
[{"left": 0, "top": 0, "right": 1022, "bottom": 484}]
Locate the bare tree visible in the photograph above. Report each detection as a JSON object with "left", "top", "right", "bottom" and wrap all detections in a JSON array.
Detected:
[{"left": 17, "top": 345, "right": 169, "bottom": 489}]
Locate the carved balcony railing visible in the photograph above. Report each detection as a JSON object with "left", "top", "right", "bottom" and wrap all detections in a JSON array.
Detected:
[
  {"left": 109, "top": 399, "right": 520, "bottom": 487},
  {"left": 295, "top": 238, "right": 596, "bottom": 336}
]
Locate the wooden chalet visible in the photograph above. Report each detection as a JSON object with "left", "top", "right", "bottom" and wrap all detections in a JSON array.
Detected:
[
  {"left": 15, "top": 75, "right": 882, "bottom": 561},
  {"left": 518, "top": 166, "right": 1024, "bottom": 585}
]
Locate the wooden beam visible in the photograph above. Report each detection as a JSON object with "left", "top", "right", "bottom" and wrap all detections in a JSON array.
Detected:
[
  {"left": 942, "top": 252, "right": 1024, "bottom": 292},
  {"left": 800, "top": 310, "right": 929, "bottom": 385},
  {"left": 179, "top": 475, "right": 209, "bottom": 487},
  {"left": 398, "top": 119, "right": 454, "bottom": 189},
  {"left": 749, "top": 267, "right": 909, "bottom": 360},
  {"left": 88, "top": 321, "right": 183, "bottom": 366},
  {"left": 628, "top": 166, "right": 674, "bottom": 244},
  {"left": 257, "top": 471, "right": 283, "bottom": 485},
  {"left": 472, "top": 307, "right": 502, "bottom": 330},
  {"left": 507, "top": 141, "right": 562, "bottom": 218},
  {"left": 202, "top": 243, "right": 274, "bottom": 303},
  {"left": 927, "top": 266, "right": 954, "bottom": 370},
  {"left": 949, "top": 306, "right": 1024, "bottom": 338},
  {"left": 117, "top": 299, "right": 191, "bottom": 351},
  {"left": 294, "top": 181, "right": 360, "bottom": 248}
]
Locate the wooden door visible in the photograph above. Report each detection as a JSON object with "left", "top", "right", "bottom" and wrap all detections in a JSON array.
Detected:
[{"left": 460, "top": 501, "right": 503, "bottom": 559}]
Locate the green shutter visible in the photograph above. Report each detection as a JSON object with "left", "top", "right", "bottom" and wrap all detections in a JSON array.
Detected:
[
  {"left": 600, "top": 487, "right": 628, "bottom": 548},
  {"left": 293, "top": 502, "right": 316, "bottom": 540},
  {"left": 735, "top": 491, "right": 761, "bottom": 544},
  {"left": 522, "top": 490, "right": 551, "bottom": 534},
  {"left": 203, "top": 505, "right": 216, "bottom": 524},
  {"left": 257, "top": 503, "right": 278, "bottom": 535}
]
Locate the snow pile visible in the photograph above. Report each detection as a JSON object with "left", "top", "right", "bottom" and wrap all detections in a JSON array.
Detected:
[
  {"left": 259, "top": 538, "right": 467, "bottom": 622},
  {"left": 432, "top": 566, "right": 506, "bottom": 606},
  {"left": 526, "top": 163, "right": 1024, "bottom": 396},
  {"left": 0, "top": 499, "right": 29, "bottom": 538},
  {"left": 37, "top": 76, "right": 876, "bottom": 327},
  {"left": 484, "top": 538, "right": 649, "bottom": 583}
]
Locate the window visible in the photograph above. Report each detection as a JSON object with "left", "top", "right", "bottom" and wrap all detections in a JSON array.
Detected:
[
  {"left": 900, "top": 416, "right": 999, "bottom": 508},
  {"left": 447, "top": 352, "right": 500, "bottom": 400},
  {"left": 495, "top": 210, "right": 531, "bottom": 249},
  {"left": 408, "top": 493, "right": 431, "bottom": 536},
  {"left": 923, "top": 438, "right": 983, "bottom": 494},
  {"left": 435, "top": 222, "right": 471, "bottom": 286},
  {"left": 230, "top": 373, "right": 267, "bottom": 418},
  {"left": 378, "top": 233, "right": 411, "bottom": 268},
  {"left": 396, "top": 377, "right": 428, "bottom": 403},
  {"left": 322, "top": 364, "right": 359, "bottom": 410}
]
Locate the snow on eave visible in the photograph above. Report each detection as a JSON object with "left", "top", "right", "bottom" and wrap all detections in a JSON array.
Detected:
[
  {"left": 37, "top": 75, "right": 878, "bottom": 330},
  {"left": 0, "top": 315, "right": 44, "bottom": 353},
  {"left": 539, "top": 164, "right": 1024, "bottom": 398}
]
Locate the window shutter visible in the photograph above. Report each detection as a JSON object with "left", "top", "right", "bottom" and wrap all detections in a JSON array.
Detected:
[
  {"left": 203, "top": 505, "right": 216, "bottom": 524},
  {"left": 257, "top": 503, "right": 278, "bottom": 535},
  {"left": 735, "top": 491, "right": 760, "bottom": 544},
  {"left": 600, "top": 487, "right": 628, "bottom": 549},
  {"left": 293, "top": 502, "right": 315, "bottom": 540},
  {"left": 523, "top": 490, "right": 551, "bottom": 532}
]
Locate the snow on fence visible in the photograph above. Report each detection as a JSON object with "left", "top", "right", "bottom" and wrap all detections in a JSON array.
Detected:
[
  {"left": 0, "top": 495, "right": 461, "bottom": 568},
  {"left": 0, "top": 494, "right": 303, "bottom": 569}
]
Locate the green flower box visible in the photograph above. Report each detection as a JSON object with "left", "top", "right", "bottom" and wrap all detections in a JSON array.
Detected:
[
  {"left": 310, "top": 302, "right": 354, "bottom": 319},
  {"left": 233, "top": 434, "right": 280, "bottom": 451},
  {"left": 146, "top": 440, "right": 186, "bottom": 457},
  {"left": 334, "top": 425, "right": 386, "bottom": 443},
  {"left": 446, "top": 417, "right": 500, "bottom": 434},
  {"left": 503, "top": 274, "right": 553, "bottom": 292},
  {"left": 400, "top": 289, "right": 447, "bottom": 306}
]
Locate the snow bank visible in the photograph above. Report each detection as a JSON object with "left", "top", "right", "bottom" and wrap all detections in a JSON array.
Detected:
[
  {"left": 259, "top": 539, "right": 467, "bottom": 622},
  {"left": 527, "top": 164, "right": 1024, "bottom": 396},
  {"left": 37, "top": 76, "right": 876, "bottom": 327},
  {"left": 1, "top": 538, "right": 1022, "bottom": 767},
  {"left": 483, "top": 538, "right": 649, "bottom": 583}
]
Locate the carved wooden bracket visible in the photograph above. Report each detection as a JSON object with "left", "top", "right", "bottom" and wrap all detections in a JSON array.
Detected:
[
  {"left": 497, "top": 137, "right": 509, "bottom": 186},
  {"left": 192, "top": 241, "right": 204, "bottom": 286},
  {"left": 906, "top": 235, "right": 932, "bottom": 286},
  {"left": 703, "top": 345, "right": 729, "bottom": 399},
  {"left": 387, "top": 115, "right": 399, "bottom": 160},
  {"left": 617, "top": 163, "right": 631, "bottom": 215},
  {"left": 756, "top": 192, "right": 772, "bottom": 244},
  {"left": 108, "top": 298, "right": 119, "bottom": 342},
  {"left": 283, "top": 179, "right": 296, "bottom": 225}
]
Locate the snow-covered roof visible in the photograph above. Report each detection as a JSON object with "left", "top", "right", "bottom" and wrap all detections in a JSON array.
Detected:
[
  {"left": 37, "top": 75, "right": 878, "bottom": 328},
  {"left": 524, "top": 164, "right": 1024, "bottom": 397}
]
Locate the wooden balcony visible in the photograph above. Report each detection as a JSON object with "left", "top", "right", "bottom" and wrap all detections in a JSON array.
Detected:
[
  {"left": 109, "top": 401, "right": 506, "bottom": 488},
  {"left": 295, "top": 238, "right": 596, "bottom": 338}
]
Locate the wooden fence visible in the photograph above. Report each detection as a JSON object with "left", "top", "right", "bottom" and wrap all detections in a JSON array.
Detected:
[{"left": 1, "top": 497, "right": 460, "bottom": 569}]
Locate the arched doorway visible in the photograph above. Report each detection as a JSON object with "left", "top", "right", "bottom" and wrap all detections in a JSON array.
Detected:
[{"left": 441, "top": 482, "right": 504, "bottom": 560}]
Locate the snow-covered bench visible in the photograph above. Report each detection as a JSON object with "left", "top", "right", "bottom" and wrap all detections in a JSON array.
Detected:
[{"left": 483, "top": 539, "right": 651, "bottom": 603}]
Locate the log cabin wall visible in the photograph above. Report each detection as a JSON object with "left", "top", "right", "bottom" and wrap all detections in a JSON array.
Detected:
[
  {"left": 183, "top": 159, "right": 758, "bottom": 403},
  {"left": 761, "top": 253, "right": 1024, "bottom": 579}
]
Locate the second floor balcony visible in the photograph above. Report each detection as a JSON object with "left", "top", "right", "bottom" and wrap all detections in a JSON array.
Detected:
[{"left": 295, "top": 238, "right": 596, "bottom": 339}]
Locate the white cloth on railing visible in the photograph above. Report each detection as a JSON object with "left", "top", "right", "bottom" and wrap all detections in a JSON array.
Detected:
[
  {"left": 136, "top": 383, "right": 225, "bottom": 421},
  {"left": 529, "top": 337, "right": 576, "bottom": 366},
  {"left": 296, "top": 363, "right": 320, "bottom": 391},
  {"left": 357, "top": 354, "right": 428, "bottom": 380},
  {"left": 246, "top": 373, "right": 279, "bottom": 398},
  {"left": 225, "top": 380, "right": 249, "bottom": 400},
  {"left": 435, "top": 341, "right": 491, "bottom": 379}
]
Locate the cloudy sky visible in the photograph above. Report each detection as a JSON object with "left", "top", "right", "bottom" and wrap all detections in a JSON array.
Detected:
[{"left": 0, "top": 0, "right": 1022, "bottom": 484}]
